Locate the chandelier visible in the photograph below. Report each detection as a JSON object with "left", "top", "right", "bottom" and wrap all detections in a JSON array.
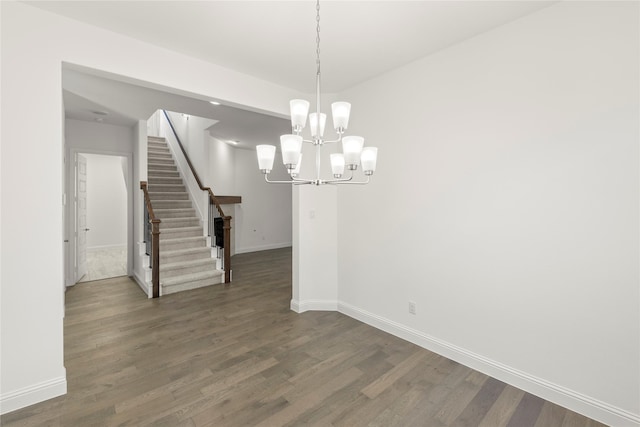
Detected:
[{"left": 256, "top": 0, "right": 378, "bottom": 185}]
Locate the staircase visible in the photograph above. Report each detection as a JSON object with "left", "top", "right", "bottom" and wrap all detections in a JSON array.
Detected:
[{"left": 147, "top": 136, "right": 223, "bottom": 295}]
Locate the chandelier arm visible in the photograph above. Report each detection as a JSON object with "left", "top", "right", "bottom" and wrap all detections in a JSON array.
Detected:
[
  {"left": 327, "top": 176, "right": 371, "bottom": 185},
  {"left": 264, "top": 175, "right": 313, "bottom": 185}
]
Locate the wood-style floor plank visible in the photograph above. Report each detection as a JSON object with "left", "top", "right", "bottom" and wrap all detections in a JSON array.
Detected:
[{"left": 1, "top": 248, "right": 609, "bottom": 426}]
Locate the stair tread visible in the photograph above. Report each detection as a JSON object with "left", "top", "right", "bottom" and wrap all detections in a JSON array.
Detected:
[
  {"left": 158, "top": 216, "right": 199, "bottom": 221},
  {"left": 161, "top": 257, "right": 216, "bottom": 270},
  {"left": 149, "top": 184, "right": 184, "bottom": 189},
  {"left": 148, "top": 191, "right": 188, "bottom": 195},
  {"left": 161, "top": 269, "right": 223, "bottom": 286},
  {"left": 161, "top": 225, "right": 201, "bottom": 231},
  {"left": 160, "top": 236, "right": 206, "bottom": 243},
  {"left": 162, "top": 247, "right": 211, "bottom": 256}
]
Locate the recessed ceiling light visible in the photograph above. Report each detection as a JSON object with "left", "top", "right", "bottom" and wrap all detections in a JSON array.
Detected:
[
  {"left": 91, "top": 110, "right": 109, "bottom": 116},
  {"left": 209, "top": 101, "right": 221, "bottom": 106},
  {"left": 228, "top": 140, "right": 239, "bottom": 145}
]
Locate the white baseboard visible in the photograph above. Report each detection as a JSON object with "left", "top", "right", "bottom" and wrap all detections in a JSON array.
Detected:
[
  {"left": 337, "top": 301, "right": 639, "bottom": 427},
  {"left": 235, "top": 243, "right": 291, "bottom": 255},
  {"left": 132, "top": 271, "right": 151, "bottom": 298},
  {"left": 290, "top": 299, "right": 338, "bottom": 313},
  {"left": 0, "top": 376, "right": 67, "bottom": 415}
]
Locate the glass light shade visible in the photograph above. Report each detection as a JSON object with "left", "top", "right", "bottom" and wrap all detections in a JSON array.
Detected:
[
  {"left": 361, "top": 147, "right": 378, "bottom": 173},
  {"left": 256, "top": 145, "right": 276, "bottom": 172},
  {"left": 291, "top": 154, "right": 302, "bottom": 176},
  {"left": 342, "top": 136, "right": 364, "bottom": 166},
  {"left": 290, "top": 99, "right": 310, "bottom": 129},
  {"left": 331, "top": 102, "right": 351, "bottom": 130},
  {"left": 280, "top": 134, "right": 303, "bottom": 167},
  {"left": 309, "top": 113, "right": 326, "bottom": 138},
  {"left": 330, "top": 153, "right": 345, "bottom": 176}
]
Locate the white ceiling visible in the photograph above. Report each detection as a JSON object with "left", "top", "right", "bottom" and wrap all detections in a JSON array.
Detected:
[
  {"left": 34, "top": 1, "right": 555, "bottom": 146},
  {"left": 27, "top": 1, "right": 555, "bottom": 93},
  {"left": 63, "top": 69, "right": 291, "bottom": 149}
]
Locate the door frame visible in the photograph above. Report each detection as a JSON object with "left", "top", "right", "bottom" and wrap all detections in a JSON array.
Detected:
[{"left": 66, "top": 148, "right": 134, "bottom": 286}]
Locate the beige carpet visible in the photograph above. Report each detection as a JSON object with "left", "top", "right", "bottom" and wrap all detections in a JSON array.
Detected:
[{"left": 79, "top": 246, "right": 127, "bottom": 282}]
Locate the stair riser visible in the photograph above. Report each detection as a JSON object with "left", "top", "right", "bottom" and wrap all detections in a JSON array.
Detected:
[
  {"left": 148, "top": 164, "right": 178, "bottom": 171},
  {"left": 147, "top": 154, "right": 173, "bottom": 163},
  {"left": 152, "top": 201, "right": 192, "bottom": 209},
  {"left": 160, "top": 229, "right": 202, "bottom": 239},
  {"left": 159, "top": 219, "right": 200, "bottom": 229},
  {"left": 154, "top": 209, "right": 196, "bottom": 218},
  {"left": 148, "top": 158, "right": 174, "bottom": 166},
  {"left": 148, "top": 156, "right": 173, "bottom": 163},
  {"left": 162, "top": 276, "right": 223, "bottom": 295},
  {"left": 149, "top": 185, "right": 186, "bottom": 193},
  {"left": 161, "top": 261, "right": 217, "bottom": 279},
  {"left": 148, "top": 171, "right": 180, "bottom": 179},
  {"left": 160, "top": 239, "right": 207, "bottom": 251},
  {"left": 149, "top": 141, "right": 167, "bottom": 148},
  {"left": 161, "top": 250, "right": 211, "bottom": 263},
  {"left": 149, "top": 145, "right": 168, "bottom": 153},
  {"left": 149, "top": 192, "right": 189, "bottom": 200},
  {"left": 149, "top": 178, "right": 183, "bottom": 186},
  {"left": 148, "top": 146, "right": 170, "bottom": 153}
]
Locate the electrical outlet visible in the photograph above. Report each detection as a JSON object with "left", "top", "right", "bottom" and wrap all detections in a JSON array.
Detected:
[{"left": 408, "top": 301, "right": 416, "bottom": 315}]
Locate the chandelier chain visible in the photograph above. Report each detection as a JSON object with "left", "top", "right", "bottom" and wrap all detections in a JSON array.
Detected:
[{"left": 316, "top": 0, "right": 321, "bottom": 75}]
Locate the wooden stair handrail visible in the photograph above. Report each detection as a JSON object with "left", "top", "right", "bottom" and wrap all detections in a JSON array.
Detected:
[
  {"left": 162, "top": 110, "right": 236, "bottom": 283},
  {"left": 140, "top": 181, "right": 160, "bottom": 298}
]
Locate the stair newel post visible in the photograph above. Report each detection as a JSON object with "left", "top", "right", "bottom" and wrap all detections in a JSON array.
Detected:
[
  {"left": 141, "top": 180, "right": 161, "bottom": 298},
  {"left": 151, "top": 219, "right": 161, "bottom": 298},
  {"left": 223, "top": 216, "right": 231, "bottom": 284}
]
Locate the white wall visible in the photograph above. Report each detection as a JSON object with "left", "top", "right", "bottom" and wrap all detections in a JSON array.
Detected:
[
  {"left": 336, "top": 2, "right": 639, "bottom": 426},
  {"left": 65, "top": 119, "right": 134, "bottom": 154},
  {"left": 234, "top": 148, "right": 292, "bottom": 254},
  {"left": 208, "top": 137, "right": 235, "bottom": 195},
  {"left": 291, "top": 185, "right": 337, "bottom": 312},
  {"left": 83, "top": 154, "right": 127, "bottom": 249},
  {"left": 0, "top": 1, "right": 301, "bottom": 414}
]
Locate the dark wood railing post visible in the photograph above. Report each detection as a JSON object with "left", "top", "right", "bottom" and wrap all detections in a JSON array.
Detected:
[
  {"left": 151, "top": 219, "right": 161, "bottom": 298},
  {"left": 223, "top": 216, "right": 231, "bottom": 283}
]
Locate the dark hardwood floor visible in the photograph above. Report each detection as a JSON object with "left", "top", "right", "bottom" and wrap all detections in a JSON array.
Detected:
[{"left": 1, "top": 247, "right": 606, "bottom": 426}]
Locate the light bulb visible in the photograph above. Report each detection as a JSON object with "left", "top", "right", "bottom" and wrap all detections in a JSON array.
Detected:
[
  {"left": 331, "top": 102, "right": 351, "bottom": 131},
  {"left": 290, "top": 99, "right": 310, "bottom": 130},
  {"left": 361, "top": 147, "right": 378, "bottom": 175},
  {"left": 256, "top": 145, "right": 276, "bottom": 173},
  {"left": 280, "top": 134, "right": 303, "bottom": 168},
  {"left": 330, "top": 153, "right": 345, "bottom": 177},
  {"left": 309, "top": 113, "right": 326, "bottom": 138},
  {"left": 342, "top": 136, "right": 364, "bottom": 168}
]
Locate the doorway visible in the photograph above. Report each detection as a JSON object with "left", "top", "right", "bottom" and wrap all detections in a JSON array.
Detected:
[{"left": 73, "top": 152, "right": 130, "bottom": 283}]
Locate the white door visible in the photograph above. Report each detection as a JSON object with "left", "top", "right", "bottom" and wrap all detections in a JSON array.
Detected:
[{"left": 76, "top": 154, "right": 88, "bottom": 281}]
